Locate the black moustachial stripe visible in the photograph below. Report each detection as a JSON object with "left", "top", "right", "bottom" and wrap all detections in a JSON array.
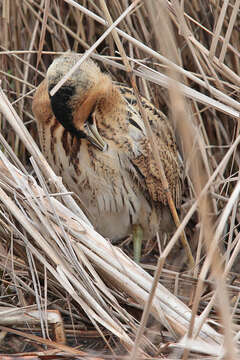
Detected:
[{"left": 48, "top": 84, "right": 86, "bottom": 139}]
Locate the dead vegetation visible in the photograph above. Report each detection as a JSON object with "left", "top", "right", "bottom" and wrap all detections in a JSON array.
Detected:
[{"left": 0, "top": 0, "right": 240, "bottom": 359}]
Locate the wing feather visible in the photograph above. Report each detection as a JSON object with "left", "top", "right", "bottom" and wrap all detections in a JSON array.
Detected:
[{"left": 119, "top": 85, "right": 182, "bottom": 207}]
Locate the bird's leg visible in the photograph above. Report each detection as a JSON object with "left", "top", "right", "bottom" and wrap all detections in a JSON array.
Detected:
[{"left": 132, "top": 224, "right": 143, "bottom": 263}]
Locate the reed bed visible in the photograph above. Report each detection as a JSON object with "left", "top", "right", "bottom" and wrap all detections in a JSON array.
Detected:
[{"left": 0, "top": 0, "right": 239, "bottom": 358}]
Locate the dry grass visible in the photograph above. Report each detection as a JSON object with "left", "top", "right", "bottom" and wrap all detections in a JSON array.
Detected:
[{"left": 0, "top": 0, "right": 240, "bottom": 358}]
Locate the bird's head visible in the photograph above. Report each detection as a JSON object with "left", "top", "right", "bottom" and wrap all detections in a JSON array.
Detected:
[{"left": 47, "top": 52, "right": 112, "bottom": 151}]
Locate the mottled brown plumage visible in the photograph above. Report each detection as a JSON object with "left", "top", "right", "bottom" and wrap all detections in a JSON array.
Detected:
[{"left": 32, "top": 52, "right": 182, "bottom": 249}]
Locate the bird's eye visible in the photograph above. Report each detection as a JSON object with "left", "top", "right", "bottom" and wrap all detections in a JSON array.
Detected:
[{"left": 85, "top": 111, "right": 94, "bottom": 126}]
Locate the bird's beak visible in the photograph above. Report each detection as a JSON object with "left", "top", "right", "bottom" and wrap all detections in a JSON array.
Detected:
[{"left": 84, "top": 118, "right": 107, "bottom": 152}]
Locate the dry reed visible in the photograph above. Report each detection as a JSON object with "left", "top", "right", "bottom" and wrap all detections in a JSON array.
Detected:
[{"left": 0, "top": 0, "right": 239, "bottom": 358}]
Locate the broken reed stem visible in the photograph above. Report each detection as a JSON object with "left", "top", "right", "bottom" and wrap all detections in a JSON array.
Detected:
[
  {"left": 0, "top": 325, "right": 100, "bottom": 358},
  {"left": 99, "top": 0, "right": 194, "bottom": 271}
]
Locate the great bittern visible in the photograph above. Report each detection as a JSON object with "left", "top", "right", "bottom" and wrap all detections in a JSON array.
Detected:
[{"left": 32, "top": 53, "right": 182, "bottom": 262}]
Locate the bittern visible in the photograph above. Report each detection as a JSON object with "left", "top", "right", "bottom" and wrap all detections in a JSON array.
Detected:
[{"left": 32, "top": 52, "right": 182, "bottom": 262}]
